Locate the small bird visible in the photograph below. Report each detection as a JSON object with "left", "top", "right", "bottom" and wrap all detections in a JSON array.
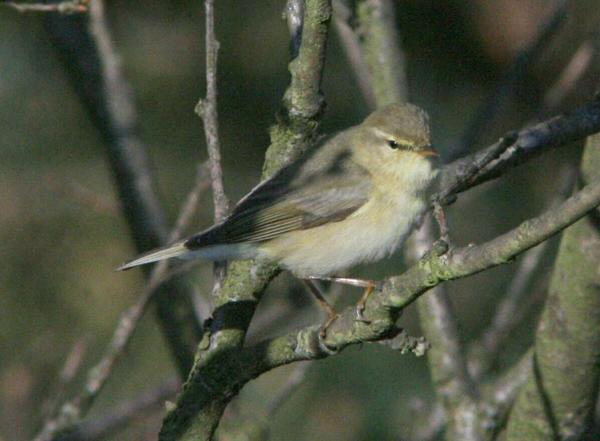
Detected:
[{"left": 118, "top": 103, "right": 438, "bottom": 328}]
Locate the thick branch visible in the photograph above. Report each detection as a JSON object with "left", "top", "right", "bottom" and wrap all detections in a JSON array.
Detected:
[
  {"left": 505, "top": 133, "right": 600, "bottom": 440},
  {"left": 355, "top": 0, "right": 408, "bottom": 105}
]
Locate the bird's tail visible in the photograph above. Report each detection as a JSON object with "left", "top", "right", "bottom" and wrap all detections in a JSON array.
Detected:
[{"left": 116, "top": 240, "right": 189, "bottom": 271}]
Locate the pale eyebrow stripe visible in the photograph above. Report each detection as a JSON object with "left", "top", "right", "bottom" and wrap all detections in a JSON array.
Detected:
[{"left": 371, "top": 128, "right": 413, "bottom": 145}]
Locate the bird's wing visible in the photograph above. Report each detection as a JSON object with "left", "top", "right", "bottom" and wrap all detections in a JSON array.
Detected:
[{"left": 186, "top": 152, "right": 371, "bottom": 248}]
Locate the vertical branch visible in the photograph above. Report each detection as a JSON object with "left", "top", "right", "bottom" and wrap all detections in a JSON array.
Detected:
[
  {"left": 409, "top": 221, "right": 481, "bottom": 441},
  {"left": 195, "top": 0, "right": 229, "bottom": 293},
  {"left": 355, "top": 0, "right": 408, "bottom": 105},
  {"left": 505, "top": 135, "right": 600, "bottom": 440},
  {"left": 44, "top": 0, "right": 200, "bottom": 377}
]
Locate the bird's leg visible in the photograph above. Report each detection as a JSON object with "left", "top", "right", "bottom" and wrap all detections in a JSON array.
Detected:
[
  {"left": 307, "top": 276, "right": 379, "bottom": 323},
  {"left": 302, "top": 279, "right": 339, "bottom": 340}
]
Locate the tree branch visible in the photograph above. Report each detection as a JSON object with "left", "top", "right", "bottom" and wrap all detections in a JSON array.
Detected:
[
  {"left": 440, "top": 96, "right": 600, "bottom": 201},
  {"left": 355, "top": 0, "right": 408, "bottom": 105},
  {"left": 156, "top": 161, "right": 600, "bottom": 441},
  {"left": 43, "top": 0, "right": 202, "bottom": 377},
  {"left": 505, "top": 131, "right": 600, "bottom": 440},
  {"left": 158, "top": 1, "right": 332, "bottom": 440}
]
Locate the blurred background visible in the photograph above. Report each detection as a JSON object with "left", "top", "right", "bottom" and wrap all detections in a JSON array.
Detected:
[{"left": 1, "top": 0, "right": 599, "bottom": 440}]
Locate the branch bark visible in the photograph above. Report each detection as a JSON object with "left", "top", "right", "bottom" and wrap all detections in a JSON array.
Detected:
[{"left": 505, "top": 132, "right": 600, "bottom": 440}]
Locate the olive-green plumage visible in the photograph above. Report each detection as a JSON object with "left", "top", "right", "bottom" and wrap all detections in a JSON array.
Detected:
[{"left": 118, "top": 103, "right": 439, "bottom": 276}]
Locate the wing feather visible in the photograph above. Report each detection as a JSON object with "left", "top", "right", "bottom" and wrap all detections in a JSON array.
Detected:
[{"left": 186, "top": 144, "right": 371, "bottom": 249}]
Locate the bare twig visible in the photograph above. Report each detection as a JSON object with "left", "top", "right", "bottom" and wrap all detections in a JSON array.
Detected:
[
  {"left": 3, "top": 0, "right": 88, "bottom": 13},
  {"left": 454, "top": 0, "right": 569, "bottom": 159},
  {"left": 440, "top": 97, "right": 600, "bottom": 201},
  {"left": 61, "top": 377, "right": 180, "bottom": 441},
  {"left": 195, "top": 0, "right": 229, "bottom": 294}
]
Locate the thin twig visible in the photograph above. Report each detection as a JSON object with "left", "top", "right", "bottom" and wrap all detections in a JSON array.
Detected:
[
  {"left": 196, "top": 0, "right": 229, "bottom": 224},
  {"left": 332, "top": 0, "right": 376, "bottom": 109},
  {"left": 439, "top": 96, "right": 600, "bottom": 202},
  {"left": 541, "top": 39, "right": 595, "bottom": 115},
  {"left": 196, "top": 0, "right": 229, "bottom": 294},
  {"left": 355, "top": 0, "right": 408, "bottom": 105},
  {"left": 454, "top": 0, "right": 569, "bottom": 159},
  {"left": 62, "top": 376, "right": 180, "bottom": 441},
  {"left": 41, "top": 338, "right": 88, "bottom": 421}
]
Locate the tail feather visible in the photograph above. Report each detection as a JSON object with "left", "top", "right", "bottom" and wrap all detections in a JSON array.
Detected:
[{"left": 116, "top": 241, "right": 189, "bottom": 271}]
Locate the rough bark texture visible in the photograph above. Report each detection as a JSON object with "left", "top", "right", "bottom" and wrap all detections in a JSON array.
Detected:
[{"left": 505, "top": 136, "right": 600, "bottom": 440}]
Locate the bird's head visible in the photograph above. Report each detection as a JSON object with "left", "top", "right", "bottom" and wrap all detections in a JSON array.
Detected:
[{"left": 352, "top": 103, "right": 439, "bottom": 189}]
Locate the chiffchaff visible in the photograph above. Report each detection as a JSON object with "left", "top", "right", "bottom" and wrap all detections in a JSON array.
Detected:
[{"left": 118, "top": 103, "right": 438, "bottom": 323}]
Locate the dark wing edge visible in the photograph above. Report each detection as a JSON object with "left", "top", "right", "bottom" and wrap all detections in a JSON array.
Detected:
[{"left": 185, "top": 161, "right": 371, "bottom": 249}]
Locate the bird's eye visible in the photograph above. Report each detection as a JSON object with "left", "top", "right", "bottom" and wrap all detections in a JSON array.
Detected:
[{"left": 387, "top": 139, "right": 400, "bottom": 149}]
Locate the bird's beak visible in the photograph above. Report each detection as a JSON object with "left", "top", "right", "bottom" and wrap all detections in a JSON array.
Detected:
[{"left": 417, "top": 146, "right": 438, "bottom": 158}]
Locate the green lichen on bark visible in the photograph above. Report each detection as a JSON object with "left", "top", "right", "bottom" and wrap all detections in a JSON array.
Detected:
[{"left": 505, "top": 138, "right": 600, "bottom": 441}]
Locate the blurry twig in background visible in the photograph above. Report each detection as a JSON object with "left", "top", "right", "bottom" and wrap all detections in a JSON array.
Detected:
[
  {"left": 158, "top": 1, "right": 332, "bottom": 439},
  {"left": 3, "top": 0, "right": 88, "bottom": 14},
  {"left": 60, "top": 376, "right": 180, "bottom": 441},
  {"left": 44, "top": 175, "right": 119, "bottom": 215},
  {"left": 541, "top": 39, "right": 596, "bottom": 115},
  {"left": 33, "top": 147, "right": 211, "bottom": 441},
  {"left": 266, "top": 361, "right": 312, "bottom": 416},
  {"left": 453, "top": 0, "right": 569, "bottom": 160},
  {"left": 332, "top": 0, "right": 376, "bottom": 109},
  {"left": 41, "top": 338, "right": 88, "bottom": 421}
]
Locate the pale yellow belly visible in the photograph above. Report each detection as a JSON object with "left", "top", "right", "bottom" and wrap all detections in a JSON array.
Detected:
[{"left": 258, "top": 194, "right": 425, "bottom": 277}]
